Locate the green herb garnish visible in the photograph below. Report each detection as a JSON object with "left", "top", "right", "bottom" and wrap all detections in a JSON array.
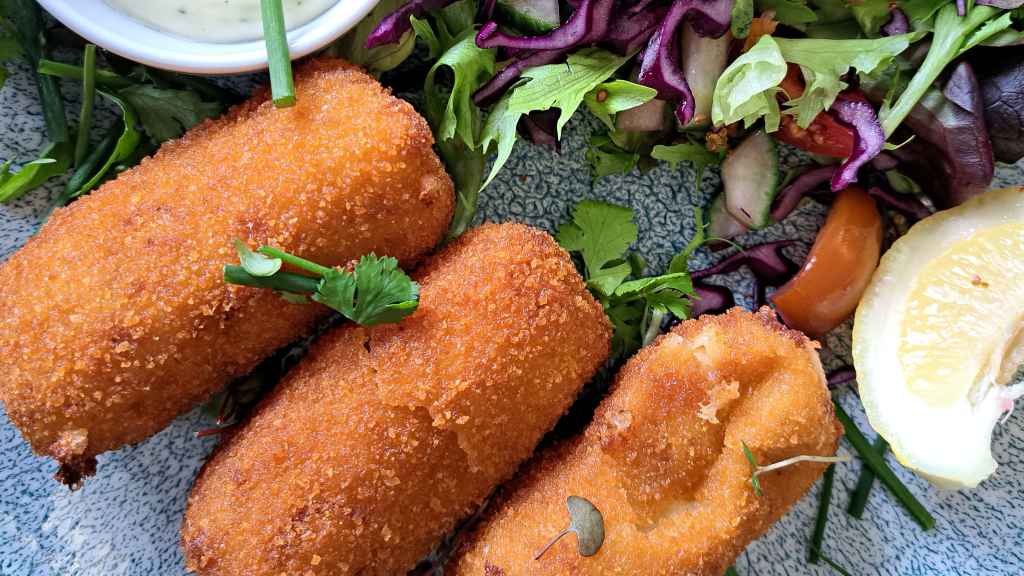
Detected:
[
  {"left": 534, "top": 496, "right": 605, "bottom": 560},
  {"left": 742, "top": 440, "right": 849, "bottom": 498},
  {"left": 847, "top": 435, "right": 889, "bottom": 519},
  {"left": 74, "top": 44, "right": 97, "bottom": 167},
  {"left": 809, "top": 464, "right": 836, "bottom": 564},
  {"left": 225, "top": 242, "right": 420, "bottom": 326},
  {"left": 2, "top": 0, "right": 67, "bottom": 142},
  {"left": 60, "top": 91, "right": 141, "bottom": 204},
  {"left": 742, "top": 441, "right": 764, "bottom": 497},
  {"left": 260, "top": 0, "right": 295, "bottom": 108},
  {"left": 833, "top": 401, "right": 936, "bottom": 531}
]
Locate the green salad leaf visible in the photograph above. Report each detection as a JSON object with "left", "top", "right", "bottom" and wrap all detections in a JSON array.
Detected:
[
  {"left": 757, "top": 0, "right": 818, "bottom": 26},
  {"left": 711, "top": 35, "right": 787, "bottom": 131},
  {"left": 651, "top": 142, "right": 722, "bottom": 190},
  {"left": 731, "top": 0, "right": 755, "bottom": 38},
  {"left": 61, "top": 91, "right": 141, "bottom": 203},
  {"left": 424, "top": 31, "right": 495, "bottom": 149},
  {"left": 509, "top": 48, "right": 633, "bottom": 138},
  {"left": 120, "top": 85, "right": 223, "bottom": 144},
  {"left": 583, "top": 80, "right": 658, "bottom": 131},
  {"left": 586, "top": 133, "right": 640, "bottom": 180}
]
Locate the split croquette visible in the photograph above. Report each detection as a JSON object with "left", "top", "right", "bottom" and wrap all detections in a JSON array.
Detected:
[
  {"left": 0, "top": 58, "right": 453, "bottom": 484},
  {"left": 180, "top": 223, "right": 612, "bottom": 576},
  {"left": 448, "top": 307, "right": 842, "bottom": 576}
]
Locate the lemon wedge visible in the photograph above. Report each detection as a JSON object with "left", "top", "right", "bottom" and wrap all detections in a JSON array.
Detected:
[{"left": 853, "top": 187, "right": 1024, "bottom": 489}]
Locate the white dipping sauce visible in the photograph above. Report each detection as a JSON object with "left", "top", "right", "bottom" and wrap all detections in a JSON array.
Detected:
[{"left": 105, "top": 0, "right": 339, "bottom": 43}]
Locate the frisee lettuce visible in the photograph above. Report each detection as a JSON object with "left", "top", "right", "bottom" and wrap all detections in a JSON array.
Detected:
[
  {"left": 583, "top": 80, "right": 658, "bottom": 131},
  {"left": 423, "top": 31, "right": 495, "bottom": 149},
  {"left": 711, "top": 35, "right": 787, "bottom": 131}
]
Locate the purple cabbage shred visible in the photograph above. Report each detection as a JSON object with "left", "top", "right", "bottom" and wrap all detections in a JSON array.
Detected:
[
  {"left": 826, "top": 366, "right": 857, "bottom": 389},
  {"left": 518, "top": 110, "right": 561, "bottom": 151},
  {"left": 604, "top": 4, "right": 670, "bottom": 55},
  {"left": 475, "top": 0, "right": 614, "bottom": 50},
  {"left": 770, "top": 165, "right": 836, "bottom": 221},
  {"left": 880, "top": 8, "right": 909, "bottom": 36},
  {"left": 365, "top": 0, "right": 452, "bottom": 49},
  {"left": 691, "top": 282, "right": 735, "bottom": 316},
  {"left": 829, "top": 93, "right": 885, "bottom": 191},
  {"left": 636, "top": 0, "right": 732, "bottom": 125},
  {"left": 691, "top": 240, "right": 799, "bottom": 286}
]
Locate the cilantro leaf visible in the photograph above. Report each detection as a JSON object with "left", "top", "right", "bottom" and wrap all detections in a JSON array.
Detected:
[
  {"left": 586, "top": 133, "right": 639, "bottom": 181},
  {"left": 509, "top": 48, "right": 633, "bottom": 138},
  {"left": 314, "top": 254, "right": 420, "bottom": 326},
  {"left": 423, "top": 30, "right": 496, "bottom": 149},
  {"left": 583, "top": 80, "right": 658, "bottom": 131},
  {"left": 651, "top": 142, "right": 723, "bottom": 190},
  {"left": 557, "top": 200, "right": 638, "bottom": 282},
  {"left": 119, "top": 84, "right": 223, "bottom": 143},
  {"left": 712, "top": 35, "right": 787, "bottom": 131}
]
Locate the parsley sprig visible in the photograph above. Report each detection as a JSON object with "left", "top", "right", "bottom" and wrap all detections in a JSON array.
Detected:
[
  {"left": 225, "top": 241, "right": 420, "bottom": 326},
  {"left": 556, "top": 200, "right": 696, "bottom": 358}
]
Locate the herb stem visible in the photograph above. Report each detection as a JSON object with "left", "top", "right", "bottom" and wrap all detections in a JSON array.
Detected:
[
  {"left": 642, "top": 308, "right": 666, "bottom": 346},
  {"left": 533, "top": 528, "right": 571, "bottom": 561},
  {"left": 833, "top": 401, "right": 935, "bottom": 530},
  {"left": 847, "top": 435, "right": 889, "bottom": 518},
  {"left": 74, "top": 45, "right": 97, "bottom": 168},
  {"left": 37, "top": 59, "right": 135, "bottom": 90},
  {"left": 8, "top": 0, "right": 68, "bottom": 142},
  {"left": 755, "top": 453, "right": 850, "bottom": 476},
  {"left": 260, "top": 0, "right": 296, "bottom": 107},
  {"left": 258, "top": 247, "right": 333, "bottom": 277},
  {"left": 224, "top": 265, "right": 321, "bottom": 293},
  {"left": 809, "top": 464, "right": 835, "bottom": 564}
]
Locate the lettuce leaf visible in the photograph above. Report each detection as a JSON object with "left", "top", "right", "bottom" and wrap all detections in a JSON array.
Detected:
[{"left": 711, "top": 35, "right": 787, "bottom": 131}]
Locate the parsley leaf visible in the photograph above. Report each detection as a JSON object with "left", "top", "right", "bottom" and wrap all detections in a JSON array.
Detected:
[
  {"left": 651, "top": 142, "right": 723, "bottom": 191},
  {"left": 224, "top": 245, "right": 420, "bottom": 326},
  {"left": 119, "top": 85, "right": 223, "bottom": 144},
  {"left": 314, "top": 255, "right": 420, "bottom": 326},
  {"left": 557, "top": 200, "right": 697, "bottom": 359},
  {"left": 585, "top": 133, "right": 639, "bottom": 181}
]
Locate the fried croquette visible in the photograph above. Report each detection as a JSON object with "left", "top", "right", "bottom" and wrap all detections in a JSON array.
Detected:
[
  {"left": 0, "top": 58, "right": 453, "bottom": 484},
  {"left": 448, "top": 307, "right": 842, "bottom": 576},
  {"left": 180, "top": 223, "right": 612, "bottom": 576}
]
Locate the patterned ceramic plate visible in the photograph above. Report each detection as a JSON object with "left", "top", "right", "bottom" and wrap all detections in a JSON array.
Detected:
[{"left": 1, "top": 53, "right": 1022, "bottom": 576}]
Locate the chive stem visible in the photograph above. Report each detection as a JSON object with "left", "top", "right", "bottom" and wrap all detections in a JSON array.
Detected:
[
  {"left": 258, "top": 247, "right": 333, "bottom": 277},
  {"left": 74, "top": 45, "right": 97, "bottom": 168},
  {"left": 847, "top": 435, "right": 889, "bottom": 519},
  {"left": 260, "top": 0, "right": 295, "bottom": 107},
  {"left": 37, "top": 59, "right": 134, "bottom": 90},
  {"left": 809, "top": 464, "right": 835, "bottom": 564},
  {"left": 224, "top": 265, "right": 320, "bottom": 293},
  {"left": 833, "top": 402, "right": 935, "bottom": 530}
]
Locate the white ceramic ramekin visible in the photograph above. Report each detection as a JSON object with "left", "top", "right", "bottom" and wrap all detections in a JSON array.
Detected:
[{"left": 37, "top": 0, "right": 381, "bottom": 75}]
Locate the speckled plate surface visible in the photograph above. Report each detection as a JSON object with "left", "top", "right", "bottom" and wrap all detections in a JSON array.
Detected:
[{"left": 1, "top": 55, "right": 1023, "bottom": 576}]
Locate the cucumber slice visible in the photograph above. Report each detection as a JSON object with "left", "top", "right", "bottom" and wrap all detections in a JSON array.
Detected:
[
  {"left": 722, "top": 130, "right": 778, "bottom": 229},
  {"left": 496, "top": 0, "right": 560, "bottom": 34},
  {"left": 707, "top": 191, "right": 748, "bottom": 241}
]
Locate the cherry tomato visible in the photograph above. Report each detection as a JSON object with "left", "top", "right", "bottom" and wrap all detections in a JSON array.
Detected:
[
  {"left": 773, "top": 65, "right": 856, "bottom": 159},
  {"left": 770, "top": 187, "right": 882, "bottom": 338}
]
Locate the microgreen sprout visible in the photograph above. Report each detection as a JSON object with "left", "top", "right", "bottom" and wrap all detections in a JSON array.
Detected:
[
  {"left": 741, "top": 440, "right": 851, "bottom": 498},
  {"left": 534, "top": 496, "right": 605, "bottom": 560},
  {"left": 225, "top": 241, "right": 420, "bottom": 326}
]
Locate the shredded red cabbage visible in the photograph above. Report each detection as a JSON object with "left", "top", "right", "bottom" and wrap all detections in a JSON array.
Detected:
[
  {"left": 770, "top": 165, "right": 836, "bottom": 221},
  {"left": 518, "top": 109, "right": 561, "bottom": 151},
  {"left": 866, "top": 186, "right": 932, "bottom": 221},
  {"left": 880, "top": 8, "right": 909, "bottom": 36},
  {"left": 827, "top": 366, "right": 857, "bottom": 389},
  {"left": 870, "top": 152, "right": 899, "bottom": 170},
  {"left": 604, "top": 4, "right": 670, "bottom": 55},
  {"left": 366, "top": 0, "right": 452, "bottom": 49},
  {"left": 691, "top": 240, "right": 799, "bottom": 285},
  {"left": 473, "top": 49, "right": 570, "bottom": 106},
  {"left": 956, "top": 0, "right": 966, "bottom": 16},
  {"left": 479, "top": 0, "right": 497, "bottom": 20},
  {"left": 636, "top": 0, "right": 732, "bottom": 125},
  {"left": 476, "top": 0, "right": 614, "bottom": 50},
  {"left": 977, "top": 0, "right": 1024, "bottom": 7},
  {"left": 829, "top": 93, "right": 885, "bottom": 191},
  {"left": 691, "top": 281, "right": 735, "bottom": 316}
]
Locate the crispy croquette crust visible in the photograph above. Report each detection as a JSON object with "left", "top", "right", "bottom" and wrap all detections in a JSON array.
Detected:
[
  {"left": 180, "top": 223, "right": 612, "bottom": 576},
  {"left": 0, "top": 58, "right": 454, "bottom": 478},
  {"left": 448, "top": 307, "right": 842, "bottom": 576}
]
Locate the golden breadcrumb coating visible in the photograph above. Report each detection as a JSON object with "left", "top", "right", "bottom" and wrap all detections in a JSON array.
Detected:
[
  {"left": 180, "top": 223, "right": 612, "bottom": 576},
  {"left": 0, "top": 58, "right": 453, "bottom": 482},
  {"left": 449, "top": 307, "right": 842, "bottom": 576}
]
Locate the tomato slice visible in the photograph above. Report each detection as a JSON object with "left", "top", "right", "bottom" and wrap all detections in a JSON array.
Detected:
[
  {"left": 770, "top": 187, "right": 882, "bottom": 338},
  {"left": 773, "top": 65, "right": 856, "bottom": 159}
]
